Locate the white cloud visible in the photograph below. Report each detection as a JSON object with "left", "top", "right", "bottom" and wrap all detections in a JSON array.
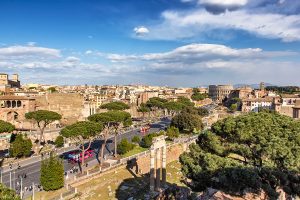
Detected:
[
  {"left": 133, "top": 26, "right": 150, "bottom": 36},
  {"left": 65, "top": 56, "right": 80, "bottom": 63},
  {"left": 85, "top": 50, "right": 93, "bottom": 55},
  {"left": 0, "top": 45, "right": 61, "bottom": 58},
  {"left": 143, "top": 9, "right": 300, "bottom": 42},
  {"left": 199, "top": 0, "right": 248, "bottom": 7},
  {"left": 107, "top": 43, "right": 295, "bottom": 63}
]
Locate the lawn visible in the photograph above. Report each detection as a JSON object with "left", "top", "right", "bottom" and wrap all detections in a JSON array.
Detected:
[{"left": 120, "top": 146, "right": 148, "bottom": 158}]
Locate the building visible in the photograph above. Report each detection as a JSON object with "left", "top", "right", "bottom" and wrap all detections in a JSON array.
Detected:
[
  {"left": 0, "top": 73, "right": 21, "bottom": 93},
  {"left": 208, "top": 85, "right": 233, "bottom": 102},
  {"left": 241, "top": 97, "right": 273, "bottom": 112},
  {"left": 293, "top": 100, "right": 300, "bottom": 119},
  {"left": 0, "top": 95, "right": 36, "bottom": 129}
]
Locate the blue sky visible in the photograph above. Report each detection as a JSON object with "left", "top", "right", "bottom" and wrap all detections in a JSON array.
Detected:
[{"left": 0, "top": 0, "right": 300, "bottom": 87}]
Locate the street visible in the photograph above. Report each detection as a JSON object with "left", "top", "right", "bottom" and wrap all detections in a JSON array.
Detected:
[{"left": 1, "top": 118, "right": 171, "bottom": 193}]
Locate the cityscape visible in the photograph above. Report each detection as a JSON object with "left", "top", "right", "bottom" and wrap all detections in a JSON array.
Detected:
[{"left": 0, "top": 0, "right": 300, "bottom": 200}]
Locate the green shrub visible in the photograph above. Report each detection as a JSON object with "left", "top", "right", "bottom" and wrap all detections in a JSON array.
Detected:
[
  {"left": 131, "top": 135, "right": 141, "bottom": 144},
  {"left": 166, "top": 126, "right": 179, "bottom": 140},
  {"left": 54, "top": 136, "right": 64, "bottom": 148},
  {"left": 117, "top": 138, "right": 135, "bottom": 155},
  {"left": 9, "top": 134, "right": 32, "bottom": 158},
  {"left": 140, "top": 132, "right": 164, "bottom": 148}
]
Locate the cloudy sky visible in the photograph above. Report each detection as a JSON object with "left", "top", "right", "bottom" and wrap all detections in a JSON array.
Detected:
[{"left": 0, "top": 0, "right": 300, "bottom": 86}]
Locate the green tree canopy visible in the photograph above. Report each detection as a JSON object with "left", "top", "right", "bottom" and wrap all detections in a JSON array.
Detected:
[
  {"left": 60, "top": 121, "right": 102, "bottom": 140},
  {"left": 25, "top": 110, "right": 62, "bottom": 146},
  {"left": 117, "top": 138, "right": 135, "bottom": 155},
  {"left": 146, "top": 97, "right": 167, "bottom": 110},
  {"left": 9, "top": 134, "right": 32, "bottom": 158},
  {"left": 180, "top": 111, "right": 300, "bottom": 199},
  {"left": 191, "top": 89, "right": 208, "bottom": 101},
  {"left": 137, "top": 103, "right": 150, "bottom": 117},
  {"left": 0, "top": 183, "right": 20, "bottom": 200},
  {"left": 166, "top": 126, "right": 180, "bottom": 140},
  {"left": 171, "top": 113, "right": 203, "bottom": 132},
  {"left": 100, "top": 101, "right": 130, "bottom": 110},
  {"left": 177, "top": 96, "right": 195, "bottom": 107},
  {"left": 0, "top": 120, "right": 15, "bottom": 133},
  {"left": 181, "top": 106, "right": 209, "bottom": 117},
  {"left": 40, "top": 153, "right": 64, "bottom": 191},
  {"left": 88, "top": 110, "right": 132, "bottom": 127},
  {"left": 164, "top": 101, "right": 184, "bottom": 116}
]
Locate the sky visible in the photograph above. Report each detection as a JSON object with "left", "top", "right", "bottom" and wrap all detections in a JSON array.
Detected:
[{"left": 0, "top": 0, "right": 300, "bottom": 87}]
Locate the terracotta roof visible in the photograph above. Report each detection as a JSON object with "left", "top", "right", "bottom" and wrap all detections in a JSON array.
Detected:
[{"left": 0, "top": 95, "right": 35, "bottom": 100}]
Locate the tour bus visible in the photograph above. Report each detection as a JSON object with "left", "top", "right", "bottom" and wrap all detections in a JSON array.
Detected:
[{"left": 67, "top": 149, "right": 94, "bottom": 163}]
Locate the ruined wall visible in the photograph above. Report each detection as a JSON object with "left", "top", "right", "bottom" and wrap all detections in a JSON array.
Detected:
[
  {"left": 35, "top": 93, "right": 85, "bottom": 125},
  {"left": 278, "top": 106, "right": 293, "bottom": 117},
  {"left": 136, "top": 143, "right": 190, "bottom": 174}
]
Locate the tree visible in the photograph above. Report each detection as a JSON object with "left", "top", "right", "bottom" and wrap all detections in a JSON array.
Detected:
[
  {"left": 180, "top": 111, "right": 300, "bottom": 199},
  {"left": 88, "top": 110, "right": 132, "bottom": 161},
  {"left": 191, "top": 89, "right": 208, "bottom": 101},
  {"left": 0, "top": 120, "right": 15, "bottom": 133},
  {"left": 146, "top": 97, "right": 167, "bottom": 117},
  {"left": 131, "top": 135, "right": 141, "bottom": 144},
  {"left": 54, "top": 135, "right": 64, "bottom": 148},
  {"left": 117, "top": 138, "right": 135, "bottom": 155},
  {"left": 140, "top": 131, "right": 164, "bottom": 148},
  {"left": 177, "top": 96, "right": 195, "bottom": 107},
  {"left": 164, "top": 102, "right": 184, "bottom": 116},
  {"left": 25, "top": 110, "right": 62, "bottom": 147},
  {"left": 171, "top": 113, "right": 203, "bottom": 133},
  {"left": 60, "top": 121, "right": 103, "bottom": 170},
  {"left": 137, "top": 103, "right": 150, "bottom": 118},
  {"left": 9, "top": 134, "right": 32, "bottom": 158},
  {"left": 181, "top": 106, "right": 209, "bottom": 117},
  {"left": 47, "top": 87, "right": 57, "bottom": 93},
  {"left": 0, "top": 183, "right": 20, "bottom": 200},
  {"left": 166, "top": 126, "right": 179, "bottom": 140},
  {"left": 40, "top": 153, "right": 64, "bottom": 191},
  {"left": 100, "top": 101, "right": 130, "bottom": 111}
]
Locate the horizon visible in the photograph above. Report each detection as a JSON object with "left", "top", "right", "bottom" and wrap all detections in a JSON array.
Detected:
[{"left": 1, "top": 0, "right": 300, "bottom": 86}]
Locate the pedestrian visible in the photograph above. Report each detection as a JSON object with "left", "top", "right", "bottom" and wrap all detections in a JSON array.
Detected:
[
  {"left": 9, "top": 163, "right": 12, "bottom": 169},
  {"left": 24, "top": 173, "right": 27, "bottom": 179},
  {"left": 17, "top": 163, "right": 21, "bottom": 169},
  {"left": 86, "top": 163, "right": 88, "bottom": 167}
]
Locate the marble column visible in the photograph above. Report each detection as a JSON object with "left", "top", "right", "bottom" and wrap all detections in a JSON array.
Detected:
[
  {"left": 150, "top": 148, "right": 155, "bottom": 191},
  {"left": 162, "top": 146, "right": 167, "bottom": 187},
  {"left": 155, "top": 148, "right": 161, "bottom": 191}
]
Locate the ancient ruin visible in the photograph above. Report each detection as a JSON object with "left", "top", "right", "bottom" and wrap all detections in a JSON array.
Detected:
[{"left": 150, "top": 135, "right": 167, "bottom": 193}]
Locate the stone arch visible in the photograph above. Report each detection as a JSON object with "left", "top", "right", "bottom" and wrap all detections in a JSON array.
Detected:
[
  {"left": 7, "top": 111, "right": 19, "bottom": 121},
  {"left": 17, "top": 100, "right": 22, "bottom": 107},
  {"left": 7, "top": 101, "right": 11, "bottom": 108},
  {"left": 12, "top": 101, "right": 16, "bottom": 108}
]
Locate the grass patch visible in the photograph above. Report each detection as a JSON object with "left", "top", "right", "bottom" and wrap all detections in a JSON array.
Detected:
[{"left": 121, "top": 146, "right": 148, "bottom": 158}]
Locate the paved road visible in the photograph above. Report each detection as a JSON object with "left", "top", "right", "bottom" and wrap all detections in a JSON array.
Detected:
[{"left": 1, "top": 118, "right": 171, "bottom": 194}]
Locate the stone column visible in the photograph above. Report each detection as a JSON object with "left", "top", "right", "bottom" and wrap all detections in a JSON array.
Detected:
[
  {"left": 155, "top": 148, "right": 161, "bottom": 191},
  {"left": 162, "top": 146, "right": 167, "bottom": 187},
  {"left": 150, "top": 148, "right": 155, "bottom": 192}
]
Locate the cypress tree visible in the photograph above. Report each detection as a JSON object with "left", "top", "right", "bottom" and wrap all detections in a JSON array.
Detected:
[{"left": 40, "top": 153, "right": 64, "bottom": 191}]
